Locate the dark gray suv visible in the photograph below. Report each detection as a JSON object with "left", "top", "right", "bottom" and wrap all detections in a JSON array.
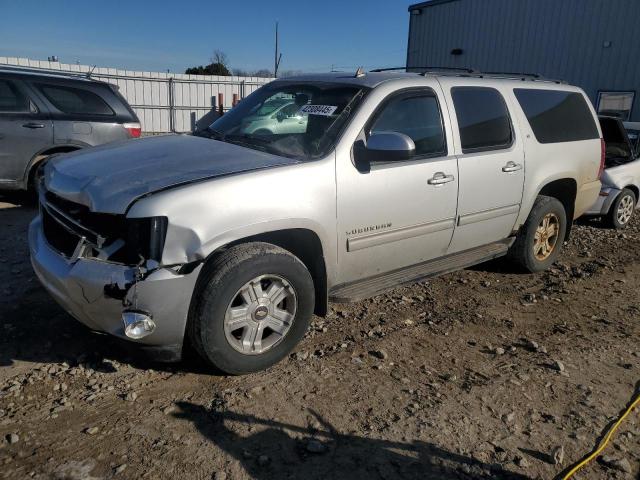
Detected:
[{"left": 0, "top": 68, "right": 140, "bottom": 192}]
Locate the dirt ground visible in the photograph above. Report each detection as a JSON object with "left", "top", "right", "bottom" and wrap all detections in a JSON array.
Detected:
[{"left": 0, "top": 194, "right": 638, "bottom": 480}]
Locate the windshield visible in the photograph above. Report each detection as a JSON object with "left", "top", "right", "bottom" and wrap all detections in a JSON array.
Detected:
[{"left": 206, "top": 82, "right": 368, "bottom": 160}]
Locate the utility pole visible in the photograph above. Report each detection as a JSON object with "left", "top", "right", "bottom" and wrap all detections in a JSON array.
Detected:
[{"left": 274, "top": 21, "right": 282, "bottom": 78}]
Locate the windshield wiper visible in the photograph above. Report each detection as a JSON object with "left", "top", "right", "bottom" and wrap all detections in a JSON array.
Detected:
[
  {"left": 205, "top": 128, "right": 225, "bottom": 140},
  {"left": 224, "top": 134, "right": 273, "bottom": 145},
  {"left": 223, "top": 134, "right": 279, "bottom": 155}
]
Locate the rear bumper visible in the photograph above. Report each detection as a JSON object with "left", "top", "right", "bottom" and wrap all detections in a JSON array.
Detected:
[
  {"left": 28, "top": 215, "right": 202, "bottom": 360},
  {"left": 574, "top": 180, "right": 602, "bottom": 219},
  {"left": 583, "top": 187, "right": 621, "bottom": 216}
]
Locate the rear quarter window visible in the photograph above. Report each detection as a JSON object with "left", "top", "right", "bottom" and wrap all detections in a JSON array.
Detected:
[
  {"left": 36, "top": 83, "right": 114, "bottom": 116},
  {"left": 514, "top": 89, "right": 599, "bottom": 143}
]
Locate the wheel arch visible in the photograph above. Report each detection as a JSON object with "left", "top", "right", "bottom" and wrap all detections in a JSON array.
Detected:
[
  {"left": 23, "top": 144, "right": 84, "bottom": 189},
  {"left": 537, "top": 178, "right": 577, "bottom": 240},
  {"left": 199, "top": 228, "right": 328, "bottom": 317},
  {"left": 623, "top": 184, "right": 639, "bottom": 203}
]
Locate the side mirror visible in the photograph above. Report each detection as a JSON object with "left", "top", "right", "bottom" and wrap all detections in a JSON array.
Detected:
[{"left": 355, "top": 132, "right": 415, "bottom": 167}]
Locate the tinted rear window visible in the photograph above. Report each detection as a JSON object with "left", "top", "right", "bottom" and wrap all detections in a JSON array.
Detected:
[
  {"left": 514, "top": 89, "right": 599, "bottom": 143},
  {"left": 451, "top": 87, "right": 513, "bottom": 153},
  {"left": 37, "top": 84, "right": 114, "bottom": 115}
]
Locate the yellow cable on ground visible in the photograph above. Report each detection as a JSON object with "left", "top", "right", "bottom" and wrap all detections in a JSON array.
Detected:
[{"left": 562, "top": 389, "right": 640, "bottom": 479}]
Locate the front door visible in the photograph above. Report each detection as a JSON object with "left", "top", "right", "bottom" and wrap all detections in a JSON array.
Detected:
[
  {"left": 336, "top": 86, "right": 459, "bottom": 284},
  {"left": 0, "top": 78, "right": 52, "bottom": 185},
  {"left": 442, "top": 84, "right": 525, "bottom": 253}
]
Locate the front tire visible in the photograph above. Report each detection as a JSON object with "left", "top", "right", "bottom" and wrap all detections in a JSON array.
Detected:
[
  {"left": 605, "top": 188, "right": 636, "bottom": 229},
  {"left": 188, "top": 242, "right": 314, "bottom": 375},
  {"left": 509, "top": 195, "right": 567, "bottom": 273}
]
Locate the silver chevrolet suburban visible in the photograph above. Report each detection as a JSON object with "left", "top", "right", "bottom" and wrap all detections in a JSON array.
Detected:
[{"left": 29, "top": 70, "right": 603, "bottom": 374}]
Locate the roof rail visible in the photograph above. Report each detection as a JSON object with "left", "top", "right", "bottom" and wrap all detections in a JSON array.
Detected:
[
  {"left": 368, "top": 66, "right": 565, "bottom": 84},
  {"left": 0, "top": 64, "right": 95, "bottom": 80},
  {"left": 475, "top": 71, "right": 565, "bottom": 84},
  {"left": 369, "top": 66, "right": 477, "bottom": 73}
]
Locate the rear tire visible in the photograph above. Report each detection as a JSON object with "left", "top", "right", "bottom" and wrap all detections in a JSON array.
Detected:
[
  {"left": 605, "top": 188, "right": 636, "bottom": 229},
  {"left": 509, "top": 195, "right": 567, "bottom": 273},
  {"left": 188, "top": 242, "right": 314, "bottom": 375}
]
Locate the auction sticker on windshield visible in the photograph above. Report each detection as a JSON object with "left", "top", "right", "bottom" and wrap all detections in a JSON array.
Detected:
[{"left": 299, "top": 105, "right": 338, "bottom": 116}]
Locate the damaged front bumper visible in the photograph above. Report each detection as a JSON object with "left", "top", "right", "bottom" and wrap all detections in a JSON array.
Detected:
[{"left": 28, "top": 216, "right": 202, "bottom": 362}]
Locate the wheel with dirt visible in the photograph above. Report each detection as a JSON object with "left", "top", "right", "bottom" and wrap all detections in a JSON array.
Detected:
[
  {"left": 605, "top": 188, "right": 636, "bottom": 229},
  {"left": 188, "top": 242, "right": 315, "bottom": 375},
  {"left": 509, "top": 195, "right": 567, "bottom": 273}
]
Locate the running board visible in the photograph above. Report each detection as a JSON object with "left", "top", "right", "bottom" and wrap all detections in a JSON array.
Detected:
[{"left": 329, "top": 238, "right": 514, "bottom": 303}]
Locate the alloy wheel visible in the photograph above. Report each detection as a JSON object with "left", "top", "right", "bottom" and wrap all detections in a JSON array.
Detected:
[
  {"left": 616, "top": 194, "right": 634, "bottom": 225},
  {"left": 223, "top": 274, "right": 297, "bottom": 355},
  {"left": 533, "top": 212, "right": 560, "bottom": 261}
]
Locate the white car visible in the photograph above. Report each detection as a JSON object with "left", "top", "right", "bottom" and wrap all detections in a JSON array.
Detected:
[
  {"left": 585, "top": 116, "right": 640, "bottom": 228},
  {"left": 238, "top": 97, "right": 308, "bottom": 135}
]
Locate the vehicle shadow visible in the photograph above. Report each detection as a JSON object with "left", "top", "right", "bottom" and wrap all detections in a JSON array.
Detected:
[
  {"left": 0, "top": 193, "right": 210, "bottom": 373},
  {"left": 172, "top": 401, "right": 533, "bottom": 480}
]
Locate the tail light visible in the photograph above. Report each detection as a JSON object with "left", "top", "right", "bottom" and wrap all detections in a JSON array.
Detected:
[
  {"left": 123, "top": 122, "right": 141, "bottom": 138},
  {"left": 598, "top": 138, "right": 606, "bottom": 178}
]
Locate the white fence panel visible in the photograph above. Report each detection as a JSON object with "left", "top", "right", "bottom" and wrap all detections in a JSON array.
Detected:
[{"left": 0, "top": 57, "right": 274, "bottom": 133}]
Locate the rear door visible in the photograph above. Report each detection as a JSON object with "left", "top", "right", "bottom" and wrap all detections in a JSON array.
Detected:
[
  {"left": 442, "top": 82, "right": 525, "bottom": 253},
  {"left": 0, "top": 77, "right": 52, "bottom": 185}
]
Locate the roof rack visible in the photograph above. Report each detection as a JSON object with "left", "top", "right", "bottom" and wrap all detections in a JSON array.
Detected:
[{"left": 368, "top": 66, "right": 565, "bottom": 84}]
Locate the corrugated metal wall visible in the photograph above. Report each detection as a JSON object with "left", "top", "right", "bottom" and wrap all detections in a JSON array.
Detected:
[
  {"left": 407, "top": 0, "right": 640, "bottom": 120},
  {"left": 0, "top": 57, "right": 274, "bottom": 133}
]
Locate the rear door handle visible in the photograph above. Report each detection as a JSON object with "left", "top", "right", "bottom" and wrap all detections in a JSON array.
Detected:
[
  {"left": 428, "top": 172, "right": 456, "bottom": 186},
  {"left": 502, "top": 161, "right": 523, "bottom": 173},
  {"left": 22, "top": 122, "right": 45, "bottom": 129}
]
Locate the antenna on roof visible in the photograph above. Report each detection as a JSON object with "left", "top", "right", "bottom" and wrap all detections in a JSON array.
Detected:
[
  {"left": 86, "top": 65, "right": 96, "bottom": 79},
  {"left": 354, "top": 66, "right": 365, "bottom": 78}
]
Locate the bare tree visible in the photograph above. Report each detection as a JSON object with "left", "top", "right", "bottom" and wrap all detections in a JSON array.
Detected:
[
  {"left": 186, "top": 50, "right": 231, "bottom": 76},
  {"left": 253, "top": 69, "right": 273, "bottom": 78},
  {"left": 211, "top": 50, "right": 229, "bottom": 68}
]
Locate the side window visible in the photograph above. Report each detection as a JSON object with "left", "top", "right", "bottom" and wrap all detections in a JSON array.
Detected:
[
  {"left": 369, "top": 93, "right": 446, "bottom": 157},
  {"left": 0, "top": 80, "right": 32, "bottom": 113},
  {"left": 36, "top": 84, "right": 114, "bottom": 115},
  {"left": 514, "top": 89, "right": 600, "bottom": 143},
  {"left": 280, "top": 103, "right": 300, "bottom": 118},
  {"left": 451, "top": 87, "right": 513, "bottom": 153}
]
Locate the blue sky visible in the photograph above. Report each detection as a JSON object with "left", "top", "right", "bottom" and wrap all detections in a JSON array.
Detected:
[{"left": 0, "top": 0, "right": 415, "bottom": 73}]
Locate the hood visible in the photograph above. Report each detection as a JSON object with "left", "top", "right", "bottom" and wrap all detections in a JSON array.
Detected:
[{"left": 44, "top": 134, "right": 300, "bottom": 214}]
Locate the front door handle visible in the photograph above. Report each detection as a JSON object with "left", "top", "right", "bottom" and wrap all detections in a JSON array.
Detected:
[
  {"left": 22, "top": 122, "right": 45, "bottom": 129},
  {"left": 428, "top": 172, "right": 456, "bottom": 186},
  {"left": 502, "top": 161, "right": 523, "bottom": 173}
]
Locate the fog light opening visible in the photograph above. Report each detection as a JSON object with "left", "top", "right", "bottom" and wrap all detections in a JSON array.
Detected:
[{"left": 122, "top": 310, "right": 156, "bottom": 339}]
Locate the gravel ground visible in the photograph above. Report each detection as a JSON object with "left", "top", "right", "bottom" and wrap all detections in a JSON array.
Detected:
[{"left": 0, "top": 194, "right": 638, "bottom": 480}]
